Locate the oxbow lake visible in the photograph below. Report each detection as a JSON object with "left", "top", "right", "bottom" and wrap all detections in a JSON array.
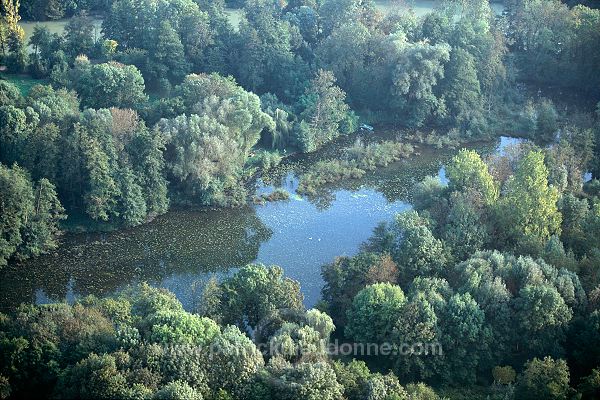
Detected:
[{"left": 0, "top": 136, "right": 523, "bottom": 312}]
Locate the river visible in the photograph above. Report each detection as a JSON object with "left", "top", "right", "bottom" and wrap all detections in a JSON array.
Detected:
[{"left": 0, "top": 135, "right": 522, "bottom": 312}]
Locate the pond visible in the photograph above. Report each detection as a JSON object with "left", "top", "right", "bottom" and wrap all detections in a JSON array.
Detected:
[{"left": 0, "top": 135, "right": 522, "bottom": 312}]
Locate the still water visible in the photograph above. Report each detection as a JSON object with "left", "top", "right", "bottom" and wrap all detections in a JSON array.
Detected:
[{"left": 0, "top": 136, "right": 521, "bottom": 311}]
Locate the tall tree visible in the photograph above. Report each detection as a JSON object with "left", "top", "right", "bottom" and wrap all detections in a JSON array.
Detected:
[
  {"left": 297, "top": 70, "right": 357, "bottom": 152},
  {"left": 498, "top": 150, "right": 562, "bottom": 245}
]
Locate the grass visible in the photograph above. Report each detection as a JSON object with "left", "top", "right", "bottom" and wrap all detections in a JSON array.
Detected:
[
  {"left": 347, "top": 139, "right": 415, "bottom": 170},
  {"left": 0, "top": 73, "right": 48, "bottom": 95},
  {"left": 19, "top": 19, "right": 103, "bottom": 47},
  {"left": 19, "top": 8, "right": 241, "bottom": 44}
]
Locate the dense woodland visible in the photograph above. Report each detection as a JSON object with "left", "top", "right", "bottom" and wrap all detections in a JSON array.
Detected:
[{"left": 1, "top": 0, "right": 600, "bottom": 398}]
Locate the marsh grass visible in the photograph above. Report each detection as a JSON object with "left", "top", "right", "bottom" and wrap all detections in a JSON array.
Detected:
[{"left": 297, "top": 139, "right": 415, "bottom": 195}]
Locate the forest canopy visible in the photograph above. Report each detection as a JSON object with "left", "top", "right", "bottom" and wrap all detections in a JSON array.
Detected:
[{"left": 1, "top": 0, "right": 600, "bottom": 399}]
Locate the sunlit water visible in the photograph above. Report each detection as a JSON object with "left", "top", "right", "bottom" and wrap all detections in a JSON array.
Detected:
[{"left": 0, "top": 136, "right": 523, "bottom": 311}]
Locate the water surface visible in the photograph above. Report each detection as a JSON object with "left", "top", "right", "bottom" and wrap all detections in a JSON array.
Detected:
[{"left": 0, "top": 136, "right": 517, "bottom": 311}]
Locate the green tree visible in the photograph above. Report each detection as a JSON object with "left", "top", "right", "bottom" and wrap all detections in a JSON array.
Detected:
[
  {"left": 391, "top": 39, "right": 450, "bottom": 128},
  {"left": 204, "top": 325, "right": 264, "bottom": 397},
  {"left": 440, "top": 293, "right": 488, "bottom": 384},
  {"left": 216, "top": 264, "right": 304, "bottom": 329},
  {"left": 64, "top": 11, "right": 96, "bottom": 57},
  {"left": 499, "top": 150, "right": 562, "bottom": 245},
  {"left": 535, "top": 99, "right": 559, "bottom": 142},
  {"left": 515, "top": 357, "right": 572, "bottom": 400},
  {"left": 391, "top": 211, "right": 447, "bottom": 285},
  {"left": 268, "top": 361, "right": 344, "bottom": 400},
  {"left": 442, "top": 191, "right": 489, "bottom": 260},
  {"left": 297, "top": 70, "right": 357, "bottom": 152},
  {"left": 152, "top": 20, "right": 189, "bottom": 85},
  {"left": 55, "top": 353, "right": 128, "bottom": 399},
  {"left": 0, "top": 105, "right": 28, "bottom": 166},
  {"left": 446, "top": 149, "right": 498, "bottom": 205},
  {"left": 154, "top": 381, "right": 203, "bottom": 400},
  {"left": 68, "top": 60, "right": 148, "bottom": 109},
  {"left": 0, "top": 164, "right": 65, "bottom": 268},
  {"left": 345, "top": 283, "right": 406, "bottom": 343},
  {"left": 440, "top": 47, "right": 485, "bottom": 135}
]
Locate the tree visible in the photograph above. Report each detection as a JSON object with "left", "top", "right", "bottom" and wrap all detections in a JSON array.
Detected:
[
  {"left": 160, "top": 75, "right": 273, "bottom": 206},
  {"left": 345, "top": 283, "right": 406, "bottom": 343},
  {"left": 0, "top": 164, "right": 34, "bottom": 268},
  {"left": 0, "top": 164, "right": 64, "bottom": 268},
  {"left": 55, "top": 353, "right": 129, "bottom": 399},
  {"left": 267, "top": 361, "right": 344, "bottom": 400},
  {"left": 499, "top": 150, "right": 562, "bottom": 246},
  {"left": 442, "top": 191, "right": 489, "bottom": 260},
  {"left": 68, "top": 60, "right": 148, "bottom": 109},
  {"left": 321, "top": 252, "right": 398, "bottom": 326},
  {"left": 204, "top": 326, "right": 264, "bottom": 397},
  {"left": 0, "top": 105, "right": 28, "bottom": 166},
  {"left": 535, "top": 99, "right": 559, "bottom": 142},
  {"left": 297, "top": 70, "right": 357, "bottom": 152},
  {"left": 151, "top": 20, "right": 189, "bottom": 85},
  {"left": 179, "top": 74, "right": 274, "bottom": 153},
  {"left": 216, "top": 264, "right": 304, "bottom": 329},
  {"left": 440, "top": 293, "right": 488, "bottom": 384},
  {"left": 446, "top": 149, "right": 498, "bottom": 205},
  {"left": 515, "top": 357, "right": 572, "bottom": 400},
  {"left": 64, "top": 11, "right": 96, "bottom": 58},
  {"left": 158, "top": 113, "right": 246, "bottom": 206},
  {"left": 154, "top": 381, "right": 203, "bottom": 400},
  {"left": 1, "top": 0, "right": 26, "bottom": 73},
  {"left": 15, "top": 178, "right": 66, "bottom": 260},
  {"left": 440, "top": 47, "right": 485, "bottom": 135},
  {"left": 146, "top": 310, "right": 220, "bottom": 346},
  {"left": 391, "top": 39, "right": 450, "bottom": 128},
  {"left": 392, "top": 293, "right": 440, "bottom": 381},
  {"left": 390, "top": 211, "right": 447, "bottom": 285}
]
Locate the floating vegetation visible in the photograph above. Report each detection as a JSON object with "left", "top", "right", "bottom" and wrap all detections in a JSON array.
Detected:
[
  {"left": 297, "top": 160, "right": 366, "bottom": 196},
  {"left": 252, "top": 189, "right": 291, "bottom": 205},
  {"left": 297, "top": 139, "right": 415, "bottom": 195},
  {"left": 347, "top": 139, "right": 415, "bottom": 170},
  {"left": 403, "top": 129, "right": 464, "bottom": 149}
]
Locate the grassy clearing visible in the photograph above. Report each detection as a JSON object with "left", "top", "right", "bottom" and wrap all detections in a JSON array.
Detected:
[
  {"left": 0, "top": 73, "right": 47, "bottom": 95},
  {"left": 18, "top": 8, "right": 241, "bottom": 45},
  {"left": 19, "top": 19, "right": 103, "bottom": 46}
]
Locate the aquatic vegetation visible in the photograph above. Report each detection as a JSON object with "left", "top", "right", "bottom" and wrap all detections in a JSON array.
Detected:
[
  {"left": 347, "top": 139, "right": 415, "bottom": 170},
  {"left": 252, "top": 188, "right": 290, "bottom": 205},
  {"left": 297, "top": 139, "right": 415, "bottom": 195},
  {"left": 297, "top": 160, "right": 366, "bottom": 196}
]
